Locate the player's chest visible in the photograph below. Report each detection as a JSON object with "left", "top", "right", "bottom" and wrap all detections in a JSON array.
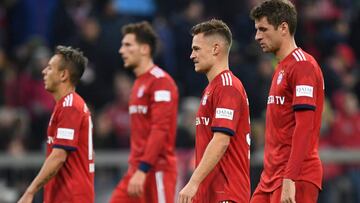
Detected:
[
  {"left": 46, "top": 112, "right": 58, "bottom": 145},
  {"left": 196, "top": 90, "right": 214, "bottom": 126},
  {"left": 267, "top": 69, "right": 292, "bottom": 106},
  {"left": 129, "top": 82, "right": 151, "bottom": 115}
]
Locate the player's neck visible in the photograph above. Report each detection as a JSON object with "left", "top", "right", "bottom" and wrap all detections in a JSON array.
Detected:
[
  {"left": 53, "top": 84, "right": 76, "bottom": 101},
  {"left": 206, "top": 58, "right": 229, "bottom": 82},
  {"left": 133, "top": 57, "right": 154, "bottom": 77},
  {"left": 275, "top": 37, "right": 297, "bottom": 62}
]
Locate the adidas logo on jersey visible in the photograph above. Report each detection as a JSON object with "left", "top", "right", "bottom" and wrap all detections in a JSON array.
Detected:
[
  {"left": 220, "top": 72, "right": 232, "bottom": 86},
  {"left": 63, "top": 93, "right": 73, "bottom": 107},
  {"left": 150, "top": 67, "right": 165, "bottom": 78},
  {"left": 292, "top": 49, "right": 307, "bottom": 61}
]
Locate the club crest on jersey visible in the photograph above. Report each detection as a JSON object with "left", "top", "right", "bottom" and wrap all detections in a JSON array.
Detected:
[
  {"left": 202, "top": 92, "right": 209, "bottom": 106},
  {"left": 137, "top": 85, "right": 146, "bottom": 98},
  {"left": 277, "top": 70, "right": 284, "bottom": 85}
]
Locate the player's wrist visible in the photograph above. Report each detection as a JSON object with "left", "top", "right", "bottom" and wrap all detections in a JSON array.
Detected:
[
  {"left": 24, "top": 188, "right": 36, "bottom": 196},
  {"left": 138, "top": 161, "right": 151, "bottom": 173}
]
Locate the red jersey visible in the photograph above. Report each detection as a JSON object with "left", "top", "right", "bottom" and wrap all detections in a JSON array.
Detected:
[
  {"left": 128, "top": 66, "right": 178, "bottom": 172},
  {"left": 44, "top": 92, "right": 94, "bottom": 203},
  {"left": 194, "top": 70, "right": 251, "bottom": 203},
  {"left": 259, "top": 48, "right": 324, "bottom": 192}
]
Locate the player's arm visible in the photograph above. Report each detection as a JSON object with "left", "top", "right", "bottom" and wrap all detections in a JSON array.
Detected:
[
  {"left": 178, "top": 132, "right": 230, "bottom": 203},
  {"left": 18, "top": 148, "right": 68, "bottom": 203},
  {"left": 191, "top": 132, "right": 230, "bottom": 184},
  {"left": 281, "top": 110, "right": 314, "bottom": 203}
]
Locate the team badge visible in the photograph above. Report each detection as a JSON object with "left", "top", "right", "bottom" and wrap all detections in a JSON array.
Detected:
[
  {"left": 137, "top": 85, "right": 146, "bottom": 98},
  {"left": 202, "top": 92, "right": 209, "bottom": 105},
  {"left": 277, "top": 70, "right": 284, "bottom": 85}
]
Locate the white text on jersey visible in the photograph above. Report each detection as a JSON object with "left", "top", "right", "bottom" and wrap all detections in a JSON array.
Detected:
[
  {"left": 196, "top": 117, "right": 210, "bottom": 126},
  {"left": 129, "top": 105, "right": 148, "bottom": 114},
  {"left": 267, "top": 95, "right": 285, "bottom": 105}
]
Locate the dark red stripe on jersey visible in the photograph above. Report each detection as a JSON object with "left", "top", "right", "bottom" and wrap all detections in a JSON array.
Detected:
[
  {"left": 53, "top": 144, "right": 77, "bottom": 151},
  {"left": 138, "top": 161, "right": 151, "bottom": 173},
  {"left": 211, "top": 127, "right": 235, "bottom": 136},
  {"left": 293, "top": 104, "right": 315, "bottom": 111}
]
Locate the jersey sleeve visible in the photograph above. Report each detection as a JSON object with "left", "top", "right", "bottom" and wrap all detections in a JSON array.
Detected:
[
  {"left": 289, "top": 61, "right": 318, "bottom": 111},
  {"left": 53, "top": 106, "right": 83, "bottom": 151},
  {"left": 139, "top": 77, "right": 178, "bottom": 171},
  {"left": 211, "top": 85, "right": 244, "bottom": 136}
]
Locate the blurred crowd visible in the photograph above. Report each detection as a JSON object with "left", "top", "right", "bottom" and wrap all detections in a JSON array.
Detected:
[{"left": 0, "top": 0, "right": 360, "bottom": 202}]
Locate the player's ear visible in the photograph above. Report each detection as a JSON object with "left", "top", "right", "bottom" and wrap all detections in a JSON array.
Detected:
[
  {"left": 140, "top": 44, "right": 150, "bottom": 56},
  {"left": 279, "top": 22, "right": 289, "bottom": 36},
  {"left": 60, "top": 68, "right": 70, "bottom": 82},
  {"left": 212, "top": 43, "right": 220, "bottom": 56}
]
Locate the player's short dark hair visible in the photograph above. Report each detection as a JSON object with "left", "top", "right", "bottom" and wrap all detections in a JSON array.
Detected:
[
  {"left": 55, "top": 45, "right": 87, "bottom": 86},
  {"left": 250, "top": 0, "right": 297, "bottom": 35},
  {"left": 191, "top": 19, "right": 232, "bottom": 48},
  {"left": 122, "top": 21, "right": 158, "bottom": 57}
]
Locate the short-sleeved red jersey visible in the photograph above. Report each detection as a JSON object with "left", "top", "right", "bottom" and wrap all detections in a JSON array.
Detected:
[
  {"left": 259, "top": 48, "right": 324, "bottom": 192},
  {"left": 128, "top": 66, "right": 178, "bottom": 172},
  {"left": 194, "top": 70, "right": 251, "bottom": 203},
  {"left": 44, "top": 92, "right": 95, "bottom": 203}
]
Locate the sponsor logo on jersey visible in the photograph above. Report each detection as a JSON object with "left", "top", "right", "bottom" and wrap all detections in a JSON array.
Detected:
[
  {"left": 277, "top": 70, "right": 284, "bottom": 85},
  {"left": 137, "top": 85, "right": 146, "bottom": 98},
  {"left": 154, "top": 90, "right": 171, "bottom": 102},
  {"left": 196, "top": 116, "right": 210, "bottom": 126},
  {"left": 296, "top": 85, "right": 313, "bottom": 98},
  {"left": 129, "top": 105, "right": 148, "bottom": 114},
  {"left": 267, "top": 95, "right": 285, "bottom": 105},
  {"left": 215, "top": 108, "right": 234, "bottom": 120},
  {"left": 57, "top": 128, "right": 75, "bottom": 140}
]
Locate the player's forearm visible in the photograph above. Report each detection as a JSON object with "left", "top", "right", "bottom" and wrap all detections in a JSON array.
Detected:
[
  {"left": 284, "top": 110, "right": 315, "bottom": 179},
  {"left": 139, "top": 128, "right": 167, "bottom": 171},
  {"left": 25, "top": 149, "right": 67, "bottom": 195},
  {"left": 189, "top": 132, "right": 230, "bottom": 185}
]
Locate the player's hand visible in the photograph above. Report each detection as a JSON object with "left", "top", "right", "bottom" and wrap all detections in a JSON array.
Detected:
[
  {"left": 127, "top": 170, "right": 146, "bottom": 197},
  {"left": 281, "top": 178, "right": 296, "bottom": 203},
  {"left": 178, "top": 181, "right": 199, "bottom": 203},
  {"left": 17, "top": 192, "right": 34, "bottom": 203}
]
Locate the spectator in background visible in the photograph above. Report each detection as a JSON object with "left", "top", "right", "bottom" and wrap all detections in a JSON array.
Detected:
[
  {"left": 110, "top": 21, "right": 179, "bottom": 203},
  {"left": 95, "top": 73, "right": 132, "bottom": 149},
  {"left": 329, "top": 91, "right": 360, "bottom": 203}
]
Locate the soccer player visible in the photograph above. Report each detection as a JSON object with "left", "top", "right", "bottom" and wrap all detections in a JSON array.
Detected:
[
  {"left": 178, "top": 19, "right": 251, "bottom": 203},
  {"left": 18, "top": 46, "right": 94, "bottom": 203},
  {"left": 249, "top": 1, "right": 325, "bottom": 203},
  {"left": 109, "top": 21, "right": 179, "bottom": 203}
]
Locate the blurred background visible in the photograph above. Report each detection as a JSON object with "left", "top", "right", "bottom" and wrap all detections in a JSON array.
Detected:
[{"left": 0, "top": 0, "right": 359, "bottom": 202}]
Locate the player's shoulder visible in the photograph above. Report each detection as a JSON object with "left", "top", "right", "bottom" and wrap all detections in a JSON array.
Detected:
[
  {"left": 59, "top": 92, "right": 89, "bottom": 114},
  {"left": 289, "top": 49, "right": 318, "bottom": 67},
  {"left": 149, "top": 66, "right": 177, "bottom": 87},
  {"left": 149, "top": 66, "right": 167, "bottom": 79}
]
